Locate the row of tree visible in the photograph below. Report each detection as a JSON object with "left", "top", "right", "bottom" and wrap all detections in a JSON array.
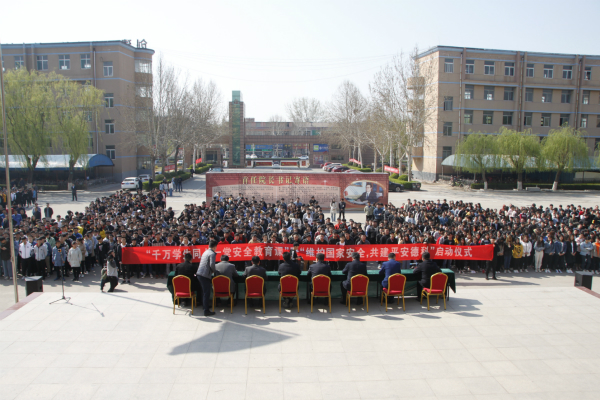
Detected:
[{"left": 455, "top": 126, "right": 594, "bottom": 191}]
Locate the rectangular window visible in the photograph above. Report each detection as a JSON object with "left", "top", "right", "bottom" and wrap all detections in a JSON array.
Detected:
[
  {"left": 559, "top": 114, "right": 570, "bottom": 127},
  {"left": 136, "top": 86, "right": 152, "bottom": 98},
  {"left": 444, "top": 58, "right": 454, "bottom": 73},
  {"left": 484, "top": 61, "right": 495, "bottom": 75},
  {"left": 542, "top": 89, "right": 553, "bottom": 103},
  {"left": 464, "top": 85, "right": 474, "bottom": 100},
  {"left": 581, "top": 114, "right": 588, "bottom": 128},
  {"left": 443, "top": 122, "right": 452, "bottom": 136},
  {"left": 442, "top": 146, "right": 452, "bottom": 160},
  {"left": 135, "top": 59, "right": 152, "bottom": 73},
  {"left": 526, "top": 63, "right": 534, "bottom": 77},
  {"left": 562, "top": 66, "right": 573, "bottom": 79},
  {"left": 14, "top": 56, "right": 24, "bottom": 69},
  {"left": 88, "top": 133, "right": 94, "bottom": 148},
  {"left": 524, "top": 112, "right": 532, "bottom": 126},
  {"left": 483, "top": 111, "right": 493, "bottom": 125},
  {"left": 81, "top": 54, "right": 91, "bottom": 69},
  {"left": 525, "top": 88, "right": 533, "bottom": 102},
  {"left": 443, "top": 96, "right": 453, "bottom": 111},
  {"left": 543, "top": 65, "right": 553, "bottom": 78},
  {"left": 504, "top": 87, "right": 514, "bottom": 101},
  {"left": 464, "top": 110, "right": 473, "bottom": 125},
  {"left": 584, "top": 66, "right": 591, "bottom": 80},
  {"left": 104, "top": 93, "right": 114, "bottom": 108},
  {"left": 561, "top": 90, "right": 571, "bottom": 104},
  {"left": 502, "top": 112, "right": 513, "bottom": 125},
  {"left": 103, "top": 61, "right": 113, "bottom": 77},
  {"left": 37, "top": 55, "right": 48, "bottom": 70},
  {"left": 541, "top": 113, "right": 551, "bottom": 127},
  {"left": 505, "top": 62, "right": 515, "bottom": 76},
  {"left": 105, "top": 120, "right": 115, "bottom": 134},
  {"left": 106, "top": 145, "right": 116, "bottom": 160},
  {"left": 484, "top": 86, "right": 494, "bottom": 100},
  {"left": 465, "top": 60, "right": 474, "bottom": 74},
  {"left": 582, "top": 90, "right": 590, "bottom": 105},
  {"left": 58, "top": 55, "right": 70, "bottom": 70}
]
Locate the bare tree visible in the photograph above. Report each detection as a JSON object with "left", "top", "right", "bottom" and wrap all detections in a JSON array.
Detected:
[
  {"left": 188, "top": 79, "right": 225, "bottom": 165},
  {"left": 286, "top": 97, "right": 324, "bottom": 136},
  {"left": 268, "top": 114, "right": 287, "bottom": 136}
]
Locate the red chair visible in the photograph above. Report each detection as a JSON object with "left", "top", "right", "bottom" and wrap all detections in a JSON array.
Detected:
[
  {"left": 172, "top": 275, "right": 196, "bottom": 314},
  {"left": 346, "top": 274, "right": 369, "bottom": 313},
  {"left": 279, "top": 275, "right": 300, "bottom": 313},
  {"left": 245, "top": 276, "right": 265, "bottom": 314},
  {"left": 311, "top": 275, "right": 331, "bottom": 313},
  {"left": 212, "top": 276, "right": 234, "bottom": 314},
  {"left": 380, "top": 273, "right": 406, "bottom": 312},
  {"left": 420, "top": 272, "right": 448, "bottom": 311}
]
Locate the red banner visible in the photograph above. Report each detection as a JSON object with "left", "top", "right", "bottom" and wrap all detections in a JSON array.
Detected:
[
  {"left": 195, "top": 158, "right": 203, "bottom": 164},
  {"left": 122, "top": 244, "right": 493, "bottom": 264},
  {"left": 384, "top": 165, "right": 399, "bottom": 174},
  {"left": 163, "top": 164, "right": 176, "bottom": 172},
  {"left": 349, "top": 158, "right": 362, "bottom": 166}
]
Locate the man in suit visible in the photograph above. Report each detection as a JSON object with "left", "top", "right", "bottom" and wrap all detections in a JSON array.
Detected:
[
  {"left": 243, "top": 255, "right": 267, "bottom": 294},
  {"left": 379, "top": 252, "right": 401, "bottom": 289},
  {"left": 341, "top": 252, "right": 368, "bottom": 304},
  {"left": 358, "top": 183, "right": 379, "bottom": 203},
  {"left": 175, "top": 253, "right": 202, "bottom": 306},
  {"left": 306, "top": 253, "right": 332, "bottom": 303},
  {"left": 413, "top": 251, "right": 442, "bottom": 300},
  {"left": 215, "top": 254, "right": 238, "bottom": 305},
  {"left": 278, "top": 251, "right": 302, "bottom": 308}
]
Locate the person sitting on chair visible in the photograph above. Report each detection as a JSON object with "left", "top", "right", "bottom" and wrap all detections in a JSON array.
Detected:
[
  {"left": 175, "top": 253, "right": 202, "bottom": 306},
  {"left": 278, "top": 251, "right": 301, "bottom": 308},
  {"left": 215, "top": 254, "right": 237, "bottom": 304},
  {"left": 379, "top": 252, "right": 401, "bottom": 289},
  {"left": 341, "top": 252, "right": 367, "bottom": 304},
  {"left": 413, "top": 251, "right": 441, "bottom": 300},
  {"left": 243, "top": 255, "right": 267, "bottom": 294}
]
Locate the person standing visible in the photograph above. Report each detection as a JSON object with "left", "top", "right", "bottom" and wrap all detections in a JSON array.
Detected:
[
  {"left": 339, "top": 199, "right": 346, "bottom": 220},
  {"left": 196, "top": 240, "right": 217, "bottom": 317},
  {"left": 68, "top": 241, "right": 83, "bottom": 282},
  {"left": 102, "top": 250, "right": 119, "bottom": 292},
  {"left": 71, "top": 185, "right": 77, "bottom": 201},
  {"left": 534, "top": 237, "right": 545, "bottom": 273},
  {"left": 33, "top": 237, "right": 48, "bottom": 279},
  {"left": 330, "top": 198, "right": 339, "bottom": 222},
  {"left": 18, "top": 237, "right": 33, "bottom": 278},
  {"left": 364, "top": 202, "right": 374, "bottom": 221},
  {"left": 0, "top": 236, "right": 13, "bottom": 280},
  {"left": 52, "top": 240, "right": 68, "bottom": 280},
  {"left": 486, "top": 238, "right": 498, "bottom": 280}
]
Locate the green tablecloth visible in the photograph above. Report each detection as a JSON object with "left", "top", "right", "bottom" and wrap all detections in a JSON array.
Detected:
[{"left": 168, "top": 269, "right": 455, "bottom": 302}]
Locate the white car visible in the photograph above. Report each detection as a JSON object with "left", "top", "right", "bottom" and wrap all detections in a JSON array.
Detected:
[
  {"left": 121, "top": 177, "right": 140, "bottom": 190},
  {"left": 250, "top": 154, "right": 258, "bottom": 159},
  {"left": 138, "top": 174, "right": 150, "bottom": 182},
  {"left": 299, "top": 155, "right": 309, "bottom": 160}
]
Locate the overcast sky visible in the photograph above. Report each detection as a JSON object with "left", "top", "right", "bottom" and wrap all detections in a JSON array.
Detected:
[{"left": 3, "top": 0, "right": 599, "bottom": 120}]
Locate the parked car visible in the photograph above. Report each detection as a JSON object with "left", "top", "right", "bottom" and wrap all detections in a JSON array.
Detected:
[
  {"left": 138, "top": 174, "right": 150, "bottom": 183},
  {"left": 331, "top": 166, "right": 349, "bottom": 173},
  {"left": 272, "top": 161, "right": 281, "bottom": 169},
  {"left": 325, "top": 163, "right": 342, "bottom": 172},
  {"left": 298, "top": 155, "right": 309, "bottom": 160},
  {"left": 121, "top": 177, "right": 140, "bottom": 190},
  {"left": 321, "top": 162, "right": 334, "bottom": 170},
  {"left": 389, "top": 181, "right": 405, "bottom": 192},
  {"left": 208, "top": 167, "right": 223, "bottom": 172}
]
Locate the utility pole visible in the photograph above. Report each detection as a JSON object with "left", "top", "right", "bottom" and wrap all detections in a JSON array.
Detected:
[{"left": 0, "top": 41, "right": 19, "bottom": 303}]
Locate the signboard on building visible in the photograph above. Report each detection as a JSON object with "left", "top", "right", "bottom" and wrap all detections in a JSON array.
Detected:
[
  {"left": 313, "top": 144, "right": 329, "bottom": 152},
  {"left": 206, "top": 172, "right": 389, "bottom": 209}
]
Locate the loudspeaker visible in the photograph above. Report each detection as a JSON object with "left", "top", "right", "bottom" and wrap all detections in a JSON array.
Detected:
[
  {"left": 575, "top": 272, "right": 594, "bottom": 290},
  {"left": 25, "top": 276, "right": 44, "bottom": 296}
]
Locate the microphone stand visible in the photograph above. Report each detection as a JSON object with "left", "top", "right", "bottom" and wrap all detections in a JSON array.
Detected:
[{"left": 50, "top": 264, "right": 70, "bottom": 304}]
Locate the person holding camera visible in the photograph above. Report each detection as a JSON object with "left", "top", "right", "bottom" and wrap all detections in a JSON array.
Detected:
[{"left": 101, "top": 250, "right": 119, "bottom": 292}]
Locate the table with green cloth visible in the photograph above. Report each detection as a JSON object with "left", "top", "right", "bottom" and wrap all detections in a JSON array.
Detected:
[{"left": 167, "top": 269, "right": 455, "bottom": 303}]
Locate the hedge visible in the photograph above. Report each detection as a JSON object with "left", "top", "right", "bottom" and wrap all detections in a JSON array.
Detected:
[
  {"left": 399, "top": 174, "right": 408, "bottom": 181},
  {"left": 470, "top": 182, "right": 600, "bottom": 191},
  {"left": 389, "top": 178, "right": 421, "bottom": 191},
  {"left": 375, "top": 168, "right": 382, "bottom": 172},
  {"left": 390, "top": 173, "right": 399, "bottom": 179},
  {"left": 143, "top": 173, "right": 191, "bottom": 190},
  {"left": 343, "top": 163, "right": 372, "bottom": 173},
  {"left": 195, "top": 164, "right": 213, "bottom": 174}
]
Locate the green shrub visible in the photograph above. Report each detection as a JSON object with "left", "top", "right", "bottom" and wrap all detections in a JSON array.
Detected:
[
  {"left": 375, "top": 168, "right": 382, "bottom": 172},
  {"left": 143, "top": 173, "right": 191, "bottom": 190},
  {"left": 359, "top": 168, "right": 372, "bottom": 173},
  {"left": 389, "top": 178, "right": 421, "bottom": 190},
  {"left": 195, "top": 164, "right": 213, "bottom": 174},
  {"left": 399, "top": 174, "right": 408, "bottom": 181},
  {"left": 390, "top": 173, "right": 399, "bottom": 179}
]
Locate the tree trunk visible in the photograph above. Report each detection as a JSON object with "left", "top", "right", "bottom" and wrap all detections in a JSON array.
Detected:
[
  {"left": 151, "top": 156, "right": 156, "bottom": 179},
  {"left": 407, "top": 149, "right": 413, "bottom": 182},
  {"left": 553, "top": 169, "right": 561, "bottom": 191},
  {"left": 173, "top": 148, "right": 180, "bottom": 173},
  {"left": 517, "top": 171, "right": 523, "bottom": 190},
  {"left": 68, "top": 160, "right": 75, "bottom": 188},
  {"left": 482, "top": 169, "right": 487, "bottom": 190}
]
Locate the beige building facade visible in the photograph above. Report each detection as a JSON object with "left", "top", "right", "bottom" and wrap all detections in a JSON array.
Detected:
[
  {"left": 414, "top": 46, "right": 600, "bottom": 181},
  {"left": 1, "top": 40, "right": 154, "bottom": 180}
]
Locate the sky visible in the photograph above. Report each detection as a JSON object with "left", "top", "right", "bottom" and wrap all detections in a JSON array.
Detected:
[{"left": 3, "top": 0, "right": 600, "bottom": 121}]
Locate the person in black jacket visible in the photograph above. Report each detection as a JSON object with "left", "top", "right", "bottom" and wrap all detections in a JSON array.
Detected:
[
  {"left": 486, "top": 238, "right": 498, "bottom": 280},
  {"left": 243, "top": 255, "right": 267, "bottom": 294},
  {"left": 413, "top": 251, "right": 441, "bottom": 300},
  {"left": 175, "top": 253, "right": 201, "bottom": 306},
  {"left": 278, "top": 251, "right": 301, "bottom": 308},
  {"left": 340, "top": 252, "right": 368, "bottom": 304},
  {"left": 306, "top": 253, "right": 331, "bottom": 304}
]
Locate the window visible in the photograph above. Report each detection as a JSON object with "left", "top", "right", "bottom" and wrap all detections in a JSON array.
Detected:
[
  {"left": 443, "top": 122, "right": 452, "bottom": 136},
  {"left": 543, "top": 65, "right": 553, "bottom": 78},
  {"left": 464, "top": 110, "right": 473, "bottom": 125},
  {"left": 582, "top": 90, "right": 590, "bottom": 105},
  {"left": 524, "top": 112, "right": 532, "bottom": 126},
  {"left": 103, "top": 61, "right": 113, "bottom": 77},
  {"left": 88, "top": 133, "right": 94, "bottom": 148},
  {"left": 37, "top": 55, "right": 48, "bottom": 70},
  {"left": 505, "top": 62, "right": 515, "bottom": 76},
  {"left": 561, "top": 90, "right": 571, "bottom": 104},
  {"left": 136, "top": 86, "right": 152, "bottom": 98},
  {"left": 444, "top": 58, "right": 454, "bottom": 73},
  {"left": 105, "top": 120, "right": 115, "bottom": 134},
  {"left": 559, "top": 114, "right": 570, "bottom": 127},
  {"left": 483, "top": 111, "right": 493, "bottom": 125},
  {"left": 526, "top": 63, "right": 534, "bottom": 77},
  {"left": 442, "top": 146, "right": 452, "bottom": 160},
  {"left": 443, "top": 96, "right": 453, "bottom": 111},
  {"left": 465, "top": 60, "right": 474, "bottom": 74},
  {"left": 525, "top": 88, "right": 533, "bottom": 102},
  {"left": 597, "top": 116, "right": 600, "bottom": 128},
  {"left": 14, "top": 56, "right": 24, "bottom": 69},
  {"left": 585, "top": 66, "right": 591, "bottom": 80},
  {"left": 562, "top": 66, "right": 572, "bottom": 79},
  {"left": 464, "top": 85, "right": 474, "bottom": 100},
  {"left": 58, "top": 55, "right": 70, "bottom": 70},
  {"left": 106, "top": 145, "right": 116, "bottom": 160},
  {"left": 502, "top": 112, "right": 513, "bottom": 125},
  {"left": 542, "top": 89, "right": 553, "bottom": 103},
  {"left": 541, "top": 113, "right": 551, "bottom": 127},
  {"left": 484, "top": 61, "right": 495, "bottom": 75},
  {"left": 104, "top": 93, "right": 114, "bottom": 108},
  {"left": 484, "top": 86, "right": 495, "bottom": 100},
  {"left": 81, "top": 54, "right": 91, "bottom": 69},
  {"left": 135, "top": 60, "right": 152, "bottom": 73},
  {"left": 504, "top": 87, "right": 514, "bottom": 101},
  {"left": 581, "top": 114, "right": 588, "bottom": 128}
]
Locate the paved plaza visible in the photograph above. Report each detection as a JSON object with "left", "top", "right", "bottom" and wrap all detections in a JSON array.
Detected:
[{"left": 1, "top": 171, "right": 600, "bottom": 399}]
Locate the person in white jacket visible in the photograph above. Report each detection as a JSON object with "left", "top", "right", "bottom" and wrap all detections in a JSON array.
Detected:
[
  {"left": 330, "top": 198, "right": 339, "bottom": 222},
  {"left": 520, "top": 235, "right": 533, "bottom": 271},
  {"left": 33, "top": 237, "right": 48, "bottom": 279},
  {"left": 67, "top": 240, "right": 83, "bottom": 282}
]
